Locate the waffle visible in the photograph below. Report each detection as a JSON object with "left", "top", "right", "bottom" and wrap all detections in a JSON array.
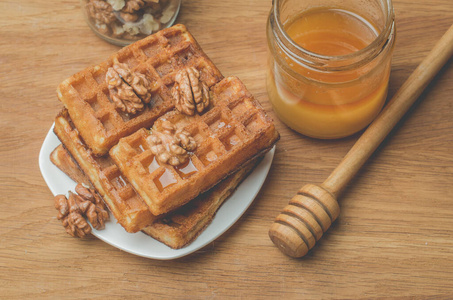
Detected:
[
  {"left": 50, "top": 141, "right": 259, "bottom": 249},
  {"left": 57, "top": 24, "right": 223, "bottom": 156},
  {"left": 53, "top": 109, "right": 157, "bottom": 233},
  {"left": 110, "top": 76, "right": 280, "bottom": 215},
  {"left": 142, "top": 158, "right": 258, "bottom": 249},
  {"left": 50, "top": 144, "right": 91, "bottom": 187}
]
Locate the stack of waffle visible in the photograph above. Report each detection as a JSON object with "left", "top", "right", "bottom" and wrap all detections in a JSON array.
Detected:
[{"left": 51, "top": 24, "right": 279, "bottom": 249}]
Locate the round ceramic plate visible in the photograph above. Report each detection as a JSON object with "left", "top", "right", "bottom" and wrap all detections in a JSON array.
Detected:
[{"left": 39, "top": 124, "right": 275, "bottom": 260}]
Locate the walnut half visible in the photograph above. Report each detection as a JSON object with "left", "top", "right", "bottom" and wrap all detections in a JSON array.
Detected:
[
  {"left": 87, "top": 0, "right": 117, "bottom": 26},
  {"left": 106, "top": 62, "right": 152, "bottom": 114},
  {"left": 172, "top": 67, "right": 210, "bottom": 116},
  {"left": 147, "top": 120, "right": 197, "bottom": 166},
  {"left": 54, "top": 184, "right": 110, "bottom": 238}
]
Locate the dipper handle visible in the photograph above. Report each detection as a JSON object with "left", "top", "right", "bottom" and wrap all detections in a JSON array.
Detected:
[{"left": 269, "top": 24, "right": 453, "bottom": 258}]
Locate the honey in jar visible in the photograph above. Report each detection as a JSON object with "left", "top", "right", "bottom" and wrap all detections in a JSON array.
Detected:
[{"left": 267, "top": 0, "right": 396, "bottom": 139}]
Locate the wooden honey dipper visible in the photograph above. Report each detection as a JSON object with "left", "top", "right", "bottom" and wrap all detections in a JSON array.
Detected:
[{"left": 269, "top": 24, "right": 453, "bottom": 258}]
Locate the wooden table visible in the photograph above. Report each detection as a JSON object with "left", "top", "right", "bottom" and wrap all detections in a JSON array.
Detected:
[{"left": 1, "top": 0, "right": 453, "bottom": 298}]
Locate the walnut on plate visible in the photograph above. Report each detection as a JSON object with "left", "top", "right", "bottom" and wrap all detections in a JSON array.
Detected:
[
  {"left": 106, "top": 62, "right": 152, "bottom": 114},
  {"left": 54, "top": 184, "right": 110, "bottom": 238},
  {"left": 172, "top": 67, "right": 210, "bottom": 116},
  {"left": 147, "top": 120, "right": 197, "bottom": 166}
]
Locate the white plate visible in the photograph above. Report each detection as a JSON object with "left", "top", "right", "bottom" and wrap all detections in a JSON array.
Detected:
[{"left": 39, "top": 124, "right": 275, "bottom": 260}]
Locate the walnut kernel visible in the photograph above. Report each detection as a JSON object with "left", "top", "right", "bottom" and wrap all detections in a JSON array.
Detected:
[
  {"left": 172, "top": 67, "right": 210, "bottom": 116},
  {"left": 87, "top": 0, "right": 117, "bottom": 25},
  {"left": 121, "top": 0, "right": 147, "bottom": 14},
  {"left": 54, "top": 184, "right": 110, "bottom": 238},
  {"left": 106, "top": 67, "right": 143, "bottom": 114},
  {"left": 106, "top": 63, "right": 152, "bottom": 114},
  {"left": 148, "top": 120, "right": 197, "bottom": 166}
]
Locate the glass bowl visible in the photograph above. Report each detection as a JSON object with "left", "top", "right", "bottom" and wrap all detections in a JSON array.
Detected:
[{"left": 81, "top": 0, "right": 182, "bottom": 46}]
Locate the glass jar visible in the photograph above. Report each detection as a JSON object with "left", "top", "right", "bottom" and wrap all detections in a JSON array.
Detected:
[
  {"left": 81, "top": 0, "right": 181, "bottom": 46},
  {"left": 267, "top": 0, "right": 396, "bottom": 139}
]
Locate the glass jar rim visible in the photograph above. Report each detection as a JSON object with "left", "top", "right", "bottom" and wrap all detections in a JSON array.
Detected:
[{"left": 272, "top": 0, "right": 395, "bottom": 70}]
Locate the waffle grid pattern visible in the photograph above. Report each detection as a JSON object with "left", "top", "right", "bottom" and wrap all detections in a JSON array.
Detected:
[
  {"left": 141, "top": 158, "right": 258, "bottom": 249},
  {"left": 110, "top": 77, "right": 279, "bottom": 215},
  {"left": 53, "top": 110, "right": 156, "bottom": 233},
  {"left": 51, "top": 114, "right": 260, "bottom": 247},
  {"left": 57, "top": 24, "right": 223, "bottom": 156}
]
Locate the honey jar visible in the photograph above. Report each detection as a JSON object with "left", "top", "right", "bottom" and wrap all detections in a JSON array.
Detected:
[{"left": 267, "top": 0, "right": 396, "bottom": 139}]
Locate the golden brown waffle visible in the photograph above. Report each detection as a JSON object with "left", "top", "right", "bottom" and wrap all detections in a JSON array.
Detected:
[
  {"left": 110, "top": 76, "right": 280, "bottom": 215},
  {"left": 57, "top": 24, "right": 223, "bottom": 156},
  {"left": 50, "top": 140, "right": 259, "bottom": 249},
  {"left": 50, "top": 144, "right": 91, "bottom": 187},
  {"left": 142, "top": 159, "right": 258, "bottom": 249},
  {"left": 53, "top": 109, "right": 157, "bottom": 233}
]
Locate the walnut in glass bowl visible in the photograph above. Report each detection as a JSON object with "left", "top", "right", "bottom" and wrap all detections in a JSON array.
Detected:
[{"left": 81, "top": 0, "right": 181, "bottom": 46}]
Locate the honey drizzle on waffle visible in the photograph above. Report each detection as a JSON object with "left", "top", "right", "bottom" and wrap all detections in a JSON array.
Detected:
[{"left": 110, "top": 77, "right": 279, "bottom": 216}]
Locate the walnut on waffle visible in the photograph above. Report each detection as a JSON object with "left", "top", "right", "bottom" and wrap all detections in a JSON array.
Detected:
[
  {"left": 53, "top": 109, "right": 157, "bottom": 233},
  {"left": 110, "top": 76, "right": 280, "bottom": 216},
  {"left": 57, "top": 24, "right": 223, "bottom": 156}
]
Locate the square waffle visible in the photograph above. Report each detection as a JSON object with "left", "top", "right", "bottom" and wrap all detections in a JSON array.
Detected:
[
  {"left": 50, "top": 140, "right": 259, "bottom": 249},
  {"left": 57, "top": 24, "right": 223, "bottom": 156},
  {"left": 53, "top": 109, "right": 156, "bottom": 233},
  {"left": 110, "top": 76, "right": 280, "bottom": 216}
]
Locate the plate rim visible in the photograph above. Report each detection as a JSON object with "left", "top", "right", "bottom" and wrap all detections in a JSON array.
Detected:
[{"left": 39, "top": 124, "right": 275, "bottom": 260}]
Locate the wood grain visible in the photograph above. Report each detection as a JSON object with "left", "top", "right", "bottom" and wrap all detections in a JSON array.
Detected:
[{"left": 1, "top": 0, "right": 453, "bottom": 298}]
